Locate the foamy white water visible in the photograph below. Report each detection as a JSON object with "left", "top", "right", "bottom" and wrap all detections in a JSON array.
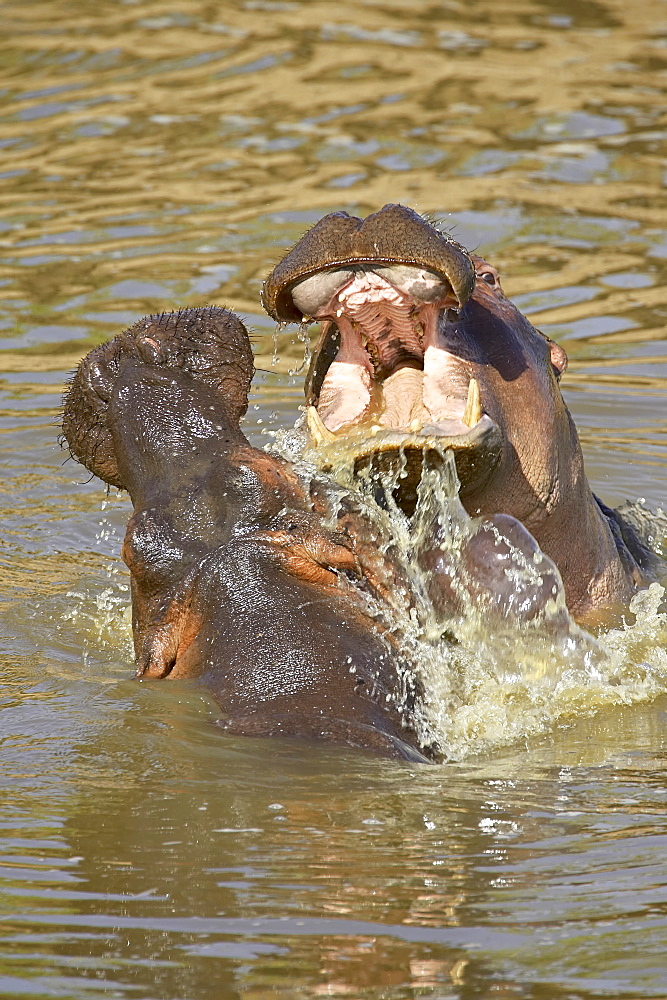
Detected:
[{"left": 269, "top": 421, "right": 667, "bottom": 760}]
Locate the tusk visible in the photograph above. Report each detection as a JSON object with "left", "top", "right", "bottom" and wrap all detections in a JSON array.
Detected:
[
  {"left": 462, "top": 378, "right": 482, "bottom": 428},
  {"left": 306, "top": 405, "right": 336, "bottom": 444}
]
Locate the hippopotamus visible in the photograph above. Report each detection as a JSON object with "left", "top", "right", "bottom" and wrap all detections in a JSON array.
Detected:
[
  {"left": 263, "top": 204, "right": 659, "bottom": 626},
  {"left": 61, "top": 204, "right": 659, "bottom": 760},
  {"left": 62, "top": 307, "right": 434, "bottom": 761}
]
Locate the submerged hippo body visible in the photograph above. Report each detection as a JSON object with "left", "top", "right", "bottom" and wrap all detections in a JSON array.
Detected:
[
  {"left": 263, "top": 204, "right": 658, "bottom": 625},
  {"left": 62, "top": 308, "right": 432, "bottom": 761}
]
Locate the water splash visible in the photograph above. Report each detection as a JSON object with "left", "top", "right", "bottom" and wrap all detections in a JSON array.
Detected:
[
  {"left": 271, "top": 319, "right": 312, "bottom": 373},
  {"left": 62, "top": 434, "right": 667, "bottom": 759},
  {"left": 62, "top": 500, "right": 133, "bottom": 674},
  {"left": 616, "top": 498, "right": 667, "bottom": 559},
  {"left": 287, "top": 322, "right": 313, "bottom": 377},
  {"left": 271, "top": 322, "right": 285, "bottom": 367},
  {"left": 269, "top": 428, "right": 667, "bottom": 760}
]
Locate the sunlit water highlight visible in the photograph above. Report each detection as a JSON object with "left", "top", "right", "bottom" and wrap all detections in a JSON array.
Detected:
[{"left": 2, "top": 0, "right": 667, "bottom": 995}]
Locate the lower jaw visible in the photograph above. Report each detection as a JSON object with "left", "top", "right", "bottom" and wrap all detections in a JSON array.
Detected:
[{"left": 305, "top": 412, "right": 502, "bottom": 517}]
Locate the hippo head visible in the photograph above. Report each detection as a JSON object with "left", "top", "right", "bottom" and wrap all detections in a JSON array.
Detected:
[{"left": 262, "top": 204, "right": 573, "bottom": 536}]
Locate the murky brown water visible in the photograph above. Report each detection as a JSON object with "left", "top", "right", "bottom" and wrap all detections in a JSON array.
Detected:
[{"left": 1, "top": 0, "right": 667, "bottom": 996}]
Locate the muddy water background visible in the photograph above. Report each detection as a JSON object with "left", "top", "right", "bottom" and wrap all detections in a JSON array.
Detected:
[{"left": 1, "top": 0, "right": 667, "bottom": 997}]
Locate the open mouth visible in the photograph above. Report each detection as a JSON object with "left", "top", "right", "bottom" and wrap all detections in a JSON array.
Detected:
[
  {"left": 261, "top": 206, "right": 502, "bottom": 514},
  {"left": 295, "top": 264, "right": 502, "bottom": 513}
]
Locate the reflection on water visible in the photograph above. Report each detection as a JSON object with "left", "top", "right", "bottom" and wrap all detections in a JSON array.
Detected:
[{"left": 1, "top": 0, "right": 667, "bottom": 996}]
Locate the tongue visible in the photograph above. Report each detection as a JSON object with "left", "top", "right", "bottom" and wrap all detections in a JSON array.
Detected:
[{"left": 378, "top": 367, "right": 427, "bottom": 429}]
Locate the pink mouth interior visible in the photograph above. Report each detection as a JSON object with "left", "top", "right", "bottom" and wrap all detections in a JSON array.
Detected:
[{"left": 305, "top": 269, "right": 476, "bottom": 436}]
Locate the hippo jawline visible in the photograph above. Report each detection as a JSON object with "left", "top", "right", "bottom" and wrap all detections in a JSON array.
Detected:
[{"left": 299, "top": 263, "right": 503, "bottom": 506}]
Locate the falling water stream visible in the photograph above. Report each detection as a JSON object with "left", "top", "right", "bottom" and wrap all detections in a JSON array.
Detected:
[{"left": 270, "top": 424, "right": 667, "bottom": 760}]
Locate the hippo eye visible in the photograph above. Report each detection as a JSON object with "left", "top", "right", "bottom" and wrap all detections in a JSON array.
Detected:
[{"left": 479, "top": 270, "right": 498, "bottom": 286}]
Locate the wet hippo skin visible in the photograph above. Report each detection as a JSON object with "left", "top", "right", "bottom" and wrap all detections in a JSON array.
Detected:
[
  {"left": 264, "top": 204, "right": 659, "bottom": 626},
  {"left": 61, "top": 205, "right": 660, "bottom": 760},
  {"left": 62, "top": 308, "right": 430, "bottom": 762}
]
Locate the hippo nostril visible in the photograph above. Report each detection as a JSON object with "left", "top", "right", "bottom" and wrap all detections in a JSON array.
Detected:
[
  {"left": 137, "top": 336, "right": 162, "bottom": 364},
  {"left": 87, "top": 360, "right": 113, "bottom": 402}
]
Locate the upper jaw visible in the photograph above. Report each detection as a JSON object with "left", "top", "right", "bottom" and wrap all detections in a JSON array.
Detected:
[{"left": 261, "top": 203, "right": 477, "bottom": 324}]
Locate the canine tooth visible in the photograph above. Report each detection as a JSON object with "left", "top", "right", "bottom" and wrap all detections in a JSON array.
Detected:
[
  {"left": 336, "top": 307, "right": 344, "bottom": 317},
  {"left": 306, "top": 406, "right": 336, "bottom": 444},
  {"left": 369, "top": 424, "right": 382, "bottom": 437},
  {"left": 463, "top": 378, "right": 482, "bottom": 428},
  {"left": 409, "top": 418, "right": 423, "bottom": 433}
]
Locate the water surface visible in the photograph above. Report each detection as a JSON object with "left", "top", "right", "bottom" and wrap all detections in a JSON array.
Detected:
[{"left": 1, "top": 0, "right": 667, "bottom": 996}]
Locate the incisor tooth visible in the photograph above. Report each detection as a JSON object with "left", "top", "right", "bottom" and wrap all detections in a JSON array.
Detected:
[
  {"left": 409, "top": 418, "right": 423, "bottom": 433},
  {"left": 462, "top": 378, "right": 482, "bottom": 428},
  {"left": 306, "top": 405, "right": 336, "bottom": 444}
]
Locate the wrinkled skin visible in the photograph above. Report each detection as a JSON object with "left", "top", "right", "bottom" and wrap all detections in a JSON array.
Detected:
[
  {"left": 263, "top": 205, "right": 658, "bottom": 625},
  {"left": 62, "top": 308, "right": 431, "bottom": 761}
]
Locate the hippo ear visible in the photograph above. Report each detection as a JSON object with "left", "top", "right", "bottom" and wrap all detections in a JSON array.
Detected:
[
  {"left": 534, "top": 326, "right": 568, "bottom": 381},
  {"left": 549, "top": 340, "right": 568, "bottom": 380}
]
